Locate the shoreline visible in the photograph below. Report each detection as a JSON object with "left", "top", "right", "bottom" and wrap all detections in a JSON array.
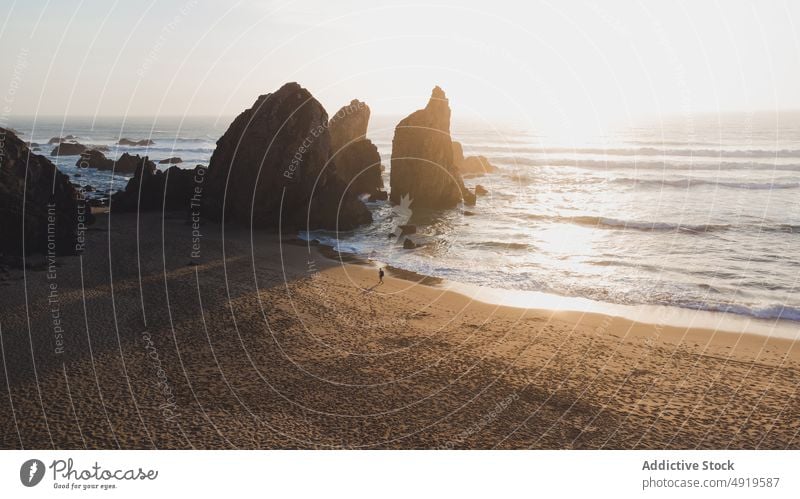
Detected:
[
  {"left": 310, "top": 240, "right": 800, "bottom": 342},
  {"left": 310, "top": 243, "right": 800, "bottom": 373}
]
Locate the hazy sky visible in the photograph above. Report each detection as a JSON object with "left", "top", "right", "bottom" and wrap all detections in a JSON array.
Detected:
[{"left": 2, "top": 0, "right": 799, "bottom": 132}]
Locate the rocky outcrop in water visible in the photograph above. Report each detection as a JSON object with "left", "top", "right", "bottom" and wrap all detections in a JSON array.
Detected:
[
  {"left": 328, "top": 100, "right": 384, "bottom": 197},
  {"left": 1, "top": 128, "right": 86, "bottom": 256},
  {"left": 51, "top": 142, "right": 87, "bottom": 156},
  {"left": 203, "top": 82, "right": 371, "bottom": 230},
  {"left": 111, "top": 162, "right": 205, "bottom": 212},
  {"left": 114, "top": 153, "right": 156, "bottom": 174},
  {"left": 390, "top": 86, "right": 472, "bottom": 208},
  {"left": 451, "top": 140, "right": 498, "bottom": 176},
  {"left": 158, "top": 157, "right": 183, "bottom": 164},
  {"left": 118, "top": 138, "right": 155, "bottom": 146},
  {"left": 75, "top": 150, "right": 152, "bottom": 174},
  {"left": 368, "top": 190, "right": 388, "bottom": 202},
  {"left": 76, "top": 149, "right": 114, "bottom": 170},
  {"left": 48, "top": 135, "right": 78, "bottom": 145},
  {"left": 460, "top": 155, "right": 497, "bottom": 175}
]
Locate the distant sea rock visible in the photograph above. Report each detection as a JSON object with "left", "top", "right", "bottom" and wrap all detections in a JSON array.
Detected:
[
  {"left": 158, "top": 157, "right": 183, "bottom": 164},
  {"left": 368, "top": 190, "right": 388, "bottom": 202},
  {"left": 51, "top": 142, "right": 87, "bottom": 156},
  {"left": 112, "top": 162, "right": 205, "bottom": 212},
  {"left": 203, "top": 82, "right": 371, "bottom": 231},
  {"left": 451, "top": 141, "right": 498, "bottom": 176},
  {"left": 390, "top": 86, "right": 473, "bottom": 208},
  {"left": 1, "top": 128, "right": 86, "bottom": 256},
  {"left": 48, "top": 135, "right": 78, "bottom": 145},
  {"left": 460, "top": 155, "right": 497, "bottom": 176},
  {"left": 329, "top": 99, "right": 384, "bottom": 197},
  {"left": 114, "top": 153, "right": 156, "bottom": 174},
  {"left": 76, "top": 149, "right": 114, "bottom": 170},
  {"left": 75, "top": 150, "right": 150, "bottom": 174},
  {"left": 118, "top": 138, "right": 155, "bottom": 146}
]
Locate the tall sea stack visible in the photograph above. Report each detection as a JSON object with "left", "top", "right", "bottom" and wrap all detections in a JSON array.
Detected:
[
  {"left": 203, "top": 82, "right": 371, "bottom": 231},
  {"left": 389, "top": 86, "right": 472, "bottom": 208},
  {"left": 328, "top": 99, "right": 384, "bottom": 197}
]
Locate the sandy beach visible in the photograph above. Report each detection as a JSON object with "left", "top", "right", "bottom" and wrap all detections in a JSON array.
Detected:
[{"left": 1, "top": 210, "right": 798, "bottom": 449}]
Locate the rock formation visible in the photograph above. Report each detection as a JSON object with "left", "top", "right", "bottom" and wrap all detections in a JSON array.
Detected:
[
  {"left": 51, "top": 142, "right": 87, "bottom": 156},
  {"left": 390, "top": 86, "right": 473, "bottom": 208},
  {"left": 329, "top": 99, "right": 369, "bottom": 147},
  {"left": 74, "top": 150, "right": 151, "bottom": 174},
  {"left": 48, "top": 135, "right": 78, "bottom": 144},
  {"left": 368, "top": 190, "right": 388, "bottom": 202},
  {"left": 328, "top": 99, "right": 384, "bottom": 197},
  {"left": 451, "top": 140, "right": 498, "bottom": 176},
  {"left": 114, "top": 153, "right": 156, "bottom": 174},
  {"left": 76, "top": 149, "right": 114, "bottom": 170},
  {"left": 334, "top": 139, "right": 384, "bottom": 196},
  {"left": 203, "top": 82, "right": 371, "bottom": 231},
  {"left": 1, "top": 128, "right": 85, "bottom": 256},
  {"left": 460, "top": 155, "right": 497, "bottom": 175},
  {"left": 111, "top": 162, "right": 205, "bottom": 212},
  {"left": 158, "top": 157, "right": 183, "bottom": 164},
  {"left": 451, "top": 140, "right": 465, "bottom": 165},
  {"left": 118, "top": 138, "right": 155, "bottom": 146}
]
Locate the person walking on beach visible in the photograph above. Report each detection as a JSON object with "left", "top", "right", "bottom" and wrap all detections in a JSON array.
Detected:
[{"left": 379, "top": 267, "right": 385, "bottom": 284}]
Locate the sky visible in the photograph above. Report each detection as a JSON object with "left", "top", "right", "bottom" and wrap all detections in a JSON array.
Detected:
[{"left": 1, "top": 0, "right": 799, "bottom": 134}]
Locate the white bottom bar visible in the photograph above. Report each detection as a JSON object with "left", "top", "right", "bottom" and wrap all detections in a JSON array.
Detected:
[{"left": 1, "top": 450, "right": 797, "bottom": 498}]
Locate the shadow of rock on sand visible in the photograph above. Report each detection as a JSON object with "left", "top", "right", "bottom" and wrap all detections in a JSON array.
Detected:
[{"left": 0, "top": 210, "right": 349, "bottom": 447}]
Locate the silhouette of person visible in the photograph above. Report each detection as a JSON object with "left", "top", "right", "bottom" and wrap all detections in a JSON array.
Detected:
[{"left": 379, "top": 267, "right": 385, "bottom": 284}]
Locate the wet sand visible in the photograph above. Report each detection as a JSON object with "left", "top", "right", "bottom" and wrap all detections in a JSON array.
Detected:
[{"left": 1, "top": 211, "right": 798, "bottom": 449}]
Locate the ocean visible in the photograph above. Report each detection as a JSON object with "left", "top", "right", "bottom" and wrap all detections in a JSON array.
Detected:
[
  {"left": 7, "top": 115, "right": 227, "bottom": 204},
  {"left": 8, "top": 112, "right": 800, "bottom": 329}
]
